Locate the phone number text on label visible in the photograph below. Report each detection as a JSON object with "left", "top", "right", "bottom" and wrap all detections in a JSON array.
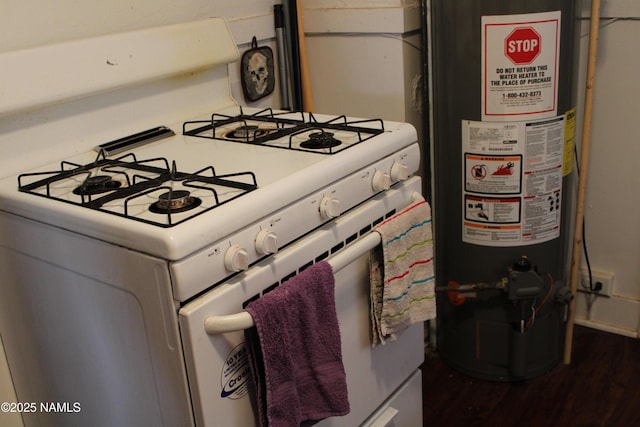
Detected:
[{"left": 503, "top": 91, "right": 543, "bottom": 99}]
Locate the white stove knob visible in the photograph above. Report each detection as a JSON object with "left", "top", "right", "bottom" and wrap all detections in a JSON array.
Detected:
[
  {"left": 319, "top": 196, "right": 340, "bottom": 219},
  {"left": 390, "top": 161, "right": 409, "bottom": 182},
  {"left": 372, "top": 170, "right": 391, "bottom": 191},
  {"left": 224, "top": 244, "right": 249, "bottom": 272},
  {"left": 255, "top": 229, "right": 278, "bottom": 255}
]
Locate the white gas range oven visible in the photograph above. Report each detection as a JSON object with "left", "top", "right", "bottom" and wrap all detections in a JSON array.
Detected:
[{"left": 0, "top": 18, "right": 424, "bottom": 427}]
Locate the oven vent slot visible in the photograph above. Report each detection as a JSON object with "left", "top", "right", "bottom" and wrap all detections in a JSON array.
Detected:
[
  {"left": 263, "top": 283, "right": 280, "bottom": 296},
  {"left": 281, "top": 272, "right": 296, "bottom": 283},
  {"left": 345, "top": 233, "right": 358, "bottom": 245},
  {"left": 359, "top": 225, "right": 372, "bottom": 236},
  {"left": 242, "top": 294, "right": 260, "bottom": 309},
  {"left": 315, "top": 251, "right": 329, "bottom": 262},
  {"left": 331, "top": 242, "right": 344, "bottom": 254},
  {"left": 300, "top": 260, "right": 314, "bottom": 272}
]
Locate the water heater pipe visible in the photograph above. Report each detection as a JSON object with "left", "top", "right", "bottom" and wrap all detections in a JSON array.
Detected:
[{"left": 564, "top": 0, "right": 601, "bottom": 365}]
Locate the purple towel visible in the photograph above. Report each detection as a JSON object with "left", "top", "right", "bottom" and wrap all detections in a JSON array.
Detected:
[{"left": 244, "top": 261, "right": 350, "bottom": 427}]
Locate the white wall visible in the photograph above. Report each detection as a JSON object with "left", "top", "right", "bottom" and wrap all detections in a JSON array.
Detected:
[
  {"left": 302, "top": 3, "right": 425, "bottom": 195},
  {"left": 573, "top": 1, "right": 640, "bottom": 337},
  {"left": 0, "top": 1, "right": 276, "bottom": 53},
  {"left": 303, "top": 4, "right": 421, "bottom": 118}
]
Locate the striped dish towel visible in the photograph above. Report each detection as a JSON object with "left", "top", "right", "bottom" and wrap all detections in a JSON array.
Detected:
[{"left": 370, "top": 198, "right": 435, "bottom": 346}]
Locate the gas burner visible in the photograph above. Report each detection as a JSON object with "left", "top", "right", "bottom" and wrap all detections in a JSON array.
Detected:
[
  {"left": 149, "top": 190, "right": 202, "bottom": 214},
  {"left": 18, "top": 151, "right": 258, "bottom": 227},
  {"left": 73, "top": 175, "right": 122, "bottom": 195},
  {"left": 182, "top": 108, "right": 385, "bottom": 154},
  {"left": 300, "top": 132, "right": 342, "bottom": 150},
  {"left": 225, "top": 125, "right": 273, "bottom": 141}
]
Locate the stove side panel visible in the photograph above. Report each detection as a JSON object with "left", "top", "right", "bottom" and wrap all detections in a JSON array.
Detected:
[{"left": 0, "top": 212, "right": 193, "bottom": 427}]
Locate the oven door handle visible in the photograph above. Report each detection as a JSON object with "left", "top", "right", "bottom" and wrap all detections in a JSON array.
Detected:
[
  {"left": 203, "top": 232, "right": 381, "bottom": 335},
  {"left": 204, "top": 191, "right": 424, "bottom": 335}
]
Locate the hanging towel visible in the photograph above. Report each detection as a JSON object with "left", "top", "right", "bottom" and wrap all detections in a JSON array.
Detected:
[
  {"left": 244, "top": 261, "right": 350, "bottom": 427},
  {"left": 370, "top": 198, "right": 436, "bottom": 346}
]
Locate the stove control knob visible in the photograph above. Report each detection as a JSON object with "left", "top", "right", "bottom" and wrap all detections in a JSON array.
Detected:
[
  {"left": 224, "top": 245, "right": 249, "bottom": 272},
  {"left": 372, "top": 170, "right": 391, "bottom": 191},
  {"left": 390, "top": 161, "right": 409, "bottom": 182},
  {"left": 319, "top": 196, "right": 340, "bottom": 219},
  {"left": 255, "top": 229, "right": 278, "bottom": 255}
]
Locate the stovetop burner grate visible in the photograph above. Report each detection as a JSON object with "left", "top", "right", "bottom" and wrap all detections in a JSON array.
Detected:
[
  {"left": 17, "top": 151, "right": 258, "bottom": 227},
  {"left": 182, "top": 107, "right": 385, "bottom": 154}
]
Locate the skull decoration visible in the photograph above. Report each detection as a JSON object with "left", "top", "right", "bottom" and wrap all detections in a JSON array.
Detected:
[
  {"left": 248, "top": 52, "right": 269, "bottom": 96},
  {"left": 241, "top": 37, "right": 275, "bottom": 101}
]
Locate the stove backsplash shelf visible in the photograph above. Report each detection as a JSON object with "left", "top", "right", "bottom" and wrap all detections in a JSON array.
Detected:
[
  {"left": 182, "top": 107, "right": 386, "bottom": 154},
  {"left": 17, "top": 152, "right": 258, "bottom": 228}
]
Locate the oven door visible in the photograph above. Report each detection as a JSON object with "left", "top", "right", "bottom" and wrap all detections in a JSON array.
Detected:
[{"left": 178, "top": 176, "right": 424, "bottom": 427}]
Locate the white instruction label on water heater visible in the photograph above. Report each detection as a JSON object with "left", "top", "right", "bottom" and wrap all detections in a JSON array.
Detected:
[
  {"left": 461, "top": 116, "right": 564, "bottom": 246},
  {"left": 481, "top": 11, "right": 561, "bottom": 121}
]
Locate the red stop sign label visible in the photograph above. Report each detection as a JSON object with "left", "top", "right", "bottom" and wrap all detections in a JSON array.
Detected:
[{"left": 505, "top": 27, "right": 541, "bottom": 65}]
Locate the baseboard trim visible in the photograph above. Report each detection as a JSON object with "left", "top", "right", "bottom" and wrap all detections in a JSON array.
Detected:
[{"left": 574, "top": 318, "right": 639, "bottom": 338}]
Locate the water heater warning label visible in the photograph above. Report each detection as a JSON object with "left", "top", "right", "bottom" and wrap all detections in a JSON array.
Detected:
[
  {"left": 462, "top": 117, "right": 564, "bottom": 247},
  {"left": 465, "top": 154, "right": 522, "bottom": 194},
  {"left": 482, "top": 11, "right": 561, "bottom": 120}
]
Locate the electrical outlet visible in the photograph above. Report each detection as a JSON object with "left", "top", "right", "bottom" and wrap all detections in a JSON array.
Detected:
[{"left": 580, "top": 269, "right": 614, "bottom": 296}]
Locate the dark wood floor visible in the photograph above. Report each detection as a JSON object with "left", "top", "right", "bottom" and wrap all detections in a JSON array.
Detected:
[{"left": 421, "top": 325, "right": 640, "bottom": 427}]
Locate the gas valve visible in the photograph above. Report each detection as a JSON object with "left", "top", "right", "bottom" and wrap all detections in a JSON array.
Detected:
[
  {"left": 436, "top": 256, "right": 554, "bottom": 305},
  {"left": 506, "top": 256, "right": 545, "bottom": 301}
]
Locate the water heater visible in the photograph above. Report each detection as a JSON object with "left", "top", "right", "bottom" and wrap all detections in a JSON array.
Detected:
[{"left": 430, "top": 0, "right": 582, "bottom": 380}]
